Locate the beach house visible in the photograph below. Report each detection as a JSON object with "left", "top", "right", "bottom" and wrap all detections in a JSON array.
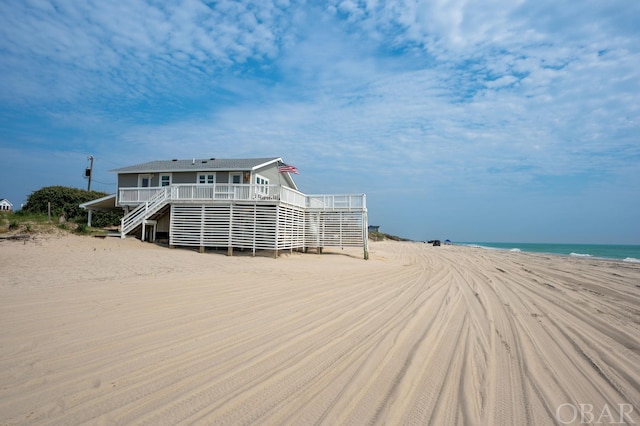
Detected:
[
  {"left": 0, "top": 199, "right": 13, "bottom": 211},
  {"left": 83, "top": 157, "right": 369, "bottom": 258}
]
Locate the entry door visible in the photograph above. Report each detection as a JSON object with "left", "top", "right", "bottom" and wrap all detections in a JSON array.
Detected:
[
  {"left": 138, "top": 174, "right": 152, "bottom": 187},
  {"left": 137, "top": 174, "right": 153, "bottom": 202},
  {"left": 230, "top": 172, "right": 243, "bottom": 199}
]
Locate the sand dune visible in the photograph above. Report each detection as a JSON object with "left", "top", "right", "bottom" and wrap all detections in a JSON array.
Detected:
[{"left": 1, "top": 235, "right": 639, "bottom": 425}]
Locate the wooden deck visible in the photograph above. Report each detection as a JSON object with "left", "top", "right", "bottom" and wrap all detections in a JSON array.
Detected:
[{"left": 118, "top": 184, "right": 369, "bottom": 258}]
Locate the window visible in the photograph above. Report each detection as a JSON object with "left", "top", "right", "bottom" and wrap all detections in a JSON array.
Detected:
[
  {"left": 160, "top": 174, "right": 172, "bottom": 187},
  {"left": 198, "top": 173, "right": 215, "bottom": 184},
  {"left": 255, "top": 175, "right": 269, "bottom": 196},
  {"left": 231, "top": 173, "right": 242, "bottom": 184}
]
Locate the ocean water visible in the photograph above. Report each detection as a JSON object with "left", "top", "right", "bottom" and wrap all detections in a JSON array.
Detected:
[{"left": 460, "top": 242, "right": 640, "bottom": 263}]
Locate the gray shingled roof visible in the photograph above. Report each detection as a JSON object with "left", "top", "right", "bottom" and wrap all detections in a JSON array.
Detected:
[{"left": 110, "top": 157, "right": 281, "bottom": 173}]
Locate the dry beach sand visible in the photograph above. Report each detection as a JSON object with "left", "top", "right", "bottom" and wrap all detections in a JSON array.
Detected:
[{"left": 1, "top": 235, "right": 639, "bottom": 425}]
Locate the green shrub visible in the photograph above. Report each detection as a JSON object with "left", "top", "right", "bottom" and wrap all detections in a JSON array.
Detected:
[
  {"left": 9, "top": 220, "right": 18, "bottom": 230},
  {"left": 22, "top": 186, "right": 122, "bottom": 227},
  {"left": 89, "top": 211, "right": 122, "bottom": 228}
]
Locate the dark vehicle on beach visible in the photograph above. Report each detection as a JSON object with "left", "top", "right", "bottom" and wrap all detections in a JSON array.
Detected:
[{"left": 432, "top": 240, "right": 441, "bottom": 246}]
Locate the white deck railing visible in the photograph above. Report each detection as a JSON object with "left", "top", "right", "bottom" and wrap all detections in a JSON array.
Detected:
[
  {"left": 118, "top": 185, "right": 365, "bottom": 211},
  {"left": 306, "top": 194, "right": 367, "bottom": 210},
  {"left": 118, "top": 184, "right": 336, "bottom": 207},
  {"left": 118, "top": 187, "right": 163, "bottom": 204}
]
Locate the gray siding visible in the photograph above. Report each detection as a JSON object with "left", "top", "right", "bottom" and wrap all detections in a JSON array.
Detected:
[
  {"left": 118, "top": 164, "right": 292, "bottom": 191},
  {"left": 118, "top": 174, "right": 138, "bottom": 188},
  {"left": 217, "top": 172, "right": 229, "bottom": 184},
  {"left": 172, "top": 172, "right": 197, "bottom": 184},
  {"left": 255, "top": 164, "right": 290, "bottom": 188}
]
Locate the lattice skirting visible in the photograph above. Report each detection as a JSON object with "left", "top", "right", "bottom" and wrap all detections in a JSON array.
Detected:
[{"left": 169, "top": 203, "right": 367, "bottom": 251}]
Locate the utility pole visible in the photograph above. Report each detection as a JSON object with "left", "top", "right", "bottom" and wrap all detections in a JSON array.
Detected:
[{"left": 86, "top": 155, "right": 94, "bottom": 191}]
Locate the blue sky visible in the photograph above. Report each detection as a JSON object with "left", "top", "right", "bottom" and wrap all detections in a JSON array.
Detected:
[{"left": 1, "top": 0, "right": 638, "bottom": 243}]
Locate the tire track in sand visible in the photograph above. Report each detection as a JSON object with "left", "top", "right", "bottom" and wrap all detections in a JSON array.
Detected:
[{"left": 1, "top": 239, "right": 639, "bottom": 425}]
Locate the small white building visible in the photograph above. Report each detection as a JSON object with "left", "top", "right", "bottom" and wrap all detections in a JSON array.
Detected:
[{"left": 0, "top": 199, "right": 13, "bottom": 211}]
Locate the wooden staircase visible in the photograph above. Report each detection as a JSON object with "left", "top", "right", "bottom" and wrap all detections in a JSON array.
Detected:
[{"left": 120, "top": 188, "right": 170, "bottom": 238}]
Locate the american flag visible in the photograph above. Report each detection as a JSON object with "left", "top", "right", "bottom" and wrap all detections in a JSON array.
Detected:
[{"left": 278, "top": 162, "right": 299, "bottom": 174}]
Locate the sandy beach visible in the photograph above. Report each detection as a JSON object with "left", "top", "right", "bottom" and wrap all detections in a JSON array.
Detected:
[{"left": 1, "top": 234, "right": 639, "bottom": 425}]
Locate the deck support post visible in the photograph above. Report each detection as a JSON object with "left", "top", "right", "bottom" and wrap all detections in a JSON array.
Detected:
[
  {"left": 363, "top": 210, "right": 369, "bottom": 260},
  {"left": 274, "top": 204, "right": 279, "bottom": 260},
  {"left": 199, "top": 246, "right": 205, "bottom": 253},
  {"left": 228, "top": 204, "right": 234, "bottom": 257},
  {"left": 141, "top": 219, "right": 157, "bottom": 243},
  {"left": 251, "top": 203, "right": 257, "bottom": 257}
]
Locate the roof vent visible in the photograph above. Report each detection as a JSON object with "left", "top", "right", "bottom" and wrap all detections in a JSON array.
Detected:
[
  {"left": 202, "top": 160, "right": 207, "bottom": 163},
  {"left": 172, "top": 159, "right": 178, "bottom": 161},
  {"left": 192, "top": 158, "right": 195, "bottom": 165},
  {"left": 210, "top": 157, "right": 216, "bottom": 160}
]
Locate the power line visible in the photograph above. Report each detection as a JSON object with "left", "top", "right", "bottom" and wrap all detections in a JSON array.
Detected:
[{"left": 91, "top": 179, "right": 116, "bottom": 185}]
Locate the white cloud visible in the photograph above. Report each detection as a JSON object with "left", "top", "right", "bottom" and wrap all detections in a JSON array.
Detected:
[
  {"left": 0, "top": 0, "right": 638, "bottom": 241},
  {"left": 0, "top": 0, "right": 300, "bottom": 105}
]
